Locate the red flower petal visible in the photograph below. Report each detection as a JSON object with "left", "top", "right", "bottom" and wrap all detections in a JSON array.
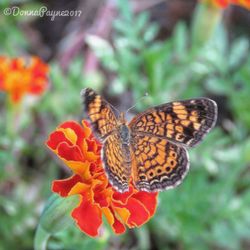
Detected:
[
  {"left": 60, "top": 121, "right": 89, "bottom": 147},
  {"left": 114, "top": 197, "right": 150, "bottom": 227},
  {"left": 132, "top": 191, "right": 158, "bottom": 216},
  {"left": 112, "top": 186, "right": 134, "bottom": 205},
  {"left": 215, "top": 0, "right": 228, "bottom": 7},
  {"left": 102, "top": 207, "right": 126, "bottom": 234},
  {"left": 57, "top": 142, "right": 84, "bottom": 162},
  {"left": 46, "top": 130, "right": 72, "bottom": 150},
  {"left": 111, "top": 213, "right": 126, "bottom": 234},
  {"left": 94, "top": 188, "right": 111, "bottom": 207},
  {"left": 52, "top": 175, "right": 82, "bottom": 197},
  {"left": 72, "top": 197, "right": 102, "bottom": 237}
]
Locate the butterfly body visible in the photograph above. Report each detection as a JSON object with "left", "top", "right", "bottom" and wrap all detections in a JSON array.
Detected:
[
  {"left": 117, "top": 115, "right": 131, "bottom": 146},
  {"left": 82, "top": 88, "right": 217, "bottom": 193}
]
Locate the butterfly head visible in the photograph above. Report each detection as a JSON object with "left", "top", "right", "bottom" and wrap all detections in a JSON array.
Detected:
[{"left": 118, "top": 112, "right": 127, "bottom": 125}]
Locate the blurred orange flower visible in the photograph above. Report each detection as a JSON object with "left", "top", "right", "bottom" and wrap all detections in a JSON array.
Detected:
[
  {"left": 0, "top": 56, "right": 49, "bottom": 104},
  {"left": 202, "top": 0, "right": 250, "bottom": 9},
  {"left": 46, "top": 120, "right": 158, "bottom": 237}
]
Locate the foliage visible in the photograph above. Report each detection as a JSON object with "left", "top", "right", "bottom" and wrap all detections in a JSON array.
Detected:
[{"left": 1, "top": 0, "right": 250, "bottom": 250}]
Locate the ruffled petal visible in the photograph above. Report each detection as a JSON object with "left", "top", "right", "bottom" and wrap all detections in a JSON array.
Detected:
[
  {"left": 71, "top": 197, "right": 102, "bottom": 237},
  {"left": 114, "top": 197, "right": 150, "bottom": 227},
  {"left": 132, "top": 191, "right": 158, "bottom": 216},
  {"left": 52, "top": 175, "right": 82, "bottom": 197},
  {"left": 58, "top": 127, "right": 78, "bottom": 145},
  {"left": 46, "top": 130, "right": 72, "bottom": 150},
  {"left": 112, "top": 186, "right": 134, "bottom": 205},
  {"left": 60, "top": 121, "right": 90, "bottom": 147},
  {"left": 102, "top": 207, "right": 126, "bottom": 234},
  {"left": 94, "top": 188, "right": 112, "bottom": 207},
  {"left": 57, "top": 142, "right": 84, "bottom": 162}
]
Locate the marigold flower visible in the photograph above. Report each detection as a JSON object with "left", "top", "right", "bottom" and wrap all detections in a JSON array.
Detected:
[
  {"left": 46, "top": 120, "right": 158, "bottom": 237},
  {"left": 201, "top": 0, "right": 250, "bottom": 9},
  {"left": 0, "top": 56, "right": 49, "bottom": 104}
]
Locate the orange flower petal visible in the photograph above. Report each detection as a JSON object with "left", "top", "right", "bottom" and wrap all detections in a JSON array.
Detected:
[
  {"left": 68, "top": 182, "right": 91, "bottom": 196},
  {"left": 113, "top": 206, "right": 131, "bottom": 225},
  {"left": 0, "top": 56, "right": 49, "bottom": 104},
  {"left": 81, "top": 120, "right": 92, "bottom": 138},
  {"left": 66, "top": 161, "right": 91, "bottom": 179}
]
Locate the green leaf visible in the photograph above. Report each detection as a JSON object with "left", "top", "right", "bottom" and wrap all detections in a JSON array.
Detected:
[
  {"left": 228, "top": 38, "right": 249, "bottom": 72},
  {"left": 173, "top": 22, "right": 188, "bottom": 57},
  {"left": 39, "top": 194, "right": 78, "bottom": 234}
]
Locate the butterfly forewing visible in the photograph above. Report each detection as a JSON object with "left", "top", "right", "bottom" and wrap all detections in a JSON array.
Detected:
[
  {"left": 81, "top": 88, "right": 118, "bottom": 141},
  {"left": 129, "top": 98, "right": 217, "bottom": 147}
]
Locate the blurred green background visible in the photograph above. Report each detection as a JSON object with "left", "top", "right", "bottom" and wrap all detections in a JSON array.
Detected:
[{"left": 1, "top": 0, "right": 250, "bottom": 249}]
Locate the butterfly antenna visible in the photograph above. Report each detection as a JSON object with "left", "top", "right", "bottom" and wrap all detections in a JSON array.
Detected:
[
  {"left": 125, "top": 92, "right": 149, "bottom": 115},
  {"left": 108, "top": 101, "right": 120, "bottom": 114}
]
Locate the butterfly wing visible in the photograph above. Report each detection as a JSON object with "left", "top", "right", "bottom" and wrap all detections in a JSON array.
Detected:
[
  {"left": 129, "top": 98, "right": 217, "bottom": 147},
  {"left": 102, "top": 133, "right": 131, "bottom": 192},
  {"left": 82, "top": 88, "right": 130, "bottom": 192},
  {"left": 81, "top": 88, "right": 118, "bottom": 141},
  {"left": 131, "top": 134, "right": 189, "bottom": 192}
]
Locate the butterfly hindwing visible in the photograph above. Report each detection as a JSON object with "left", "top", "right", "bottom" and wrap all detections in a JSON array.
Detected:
[
  {"left": 102, "top": 133, "right": 131, "bottom": 192},
  {"left": 131, "top": 134, "right": 189, "bottom": 192},
  {"left": 129, "top": 98, "right": 217, "bottom": 147}
]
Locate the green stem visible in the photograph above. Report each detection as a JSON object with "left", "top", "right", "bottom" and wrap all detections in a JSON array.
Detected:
[
  {"left": 6, "top": 98, "right": 15, "bottom": 139},
  {"left": 34, "top": 224, "right": 51, "bottom": 250}
]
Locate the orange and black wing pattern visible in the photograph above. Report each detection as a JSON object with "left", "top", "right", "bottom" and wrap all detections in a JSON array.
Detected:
[
  {"left": 102, "top": 133, "right": 131, "bottom": 192},
  {"left": 129, "top": 98, "right": 217, "bottom": 147},
  {"left": 81, "top": 88, "right": 118, "bottom": 141},
  {"left": 131, "top": 134, "right": 189, "bottom": 192}
]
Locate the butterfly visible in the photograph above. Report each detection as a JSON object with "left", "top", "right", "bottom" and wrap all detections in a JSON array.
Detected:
[{"left": 81, "top": 88, "right": 217, "bottom": 193}]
